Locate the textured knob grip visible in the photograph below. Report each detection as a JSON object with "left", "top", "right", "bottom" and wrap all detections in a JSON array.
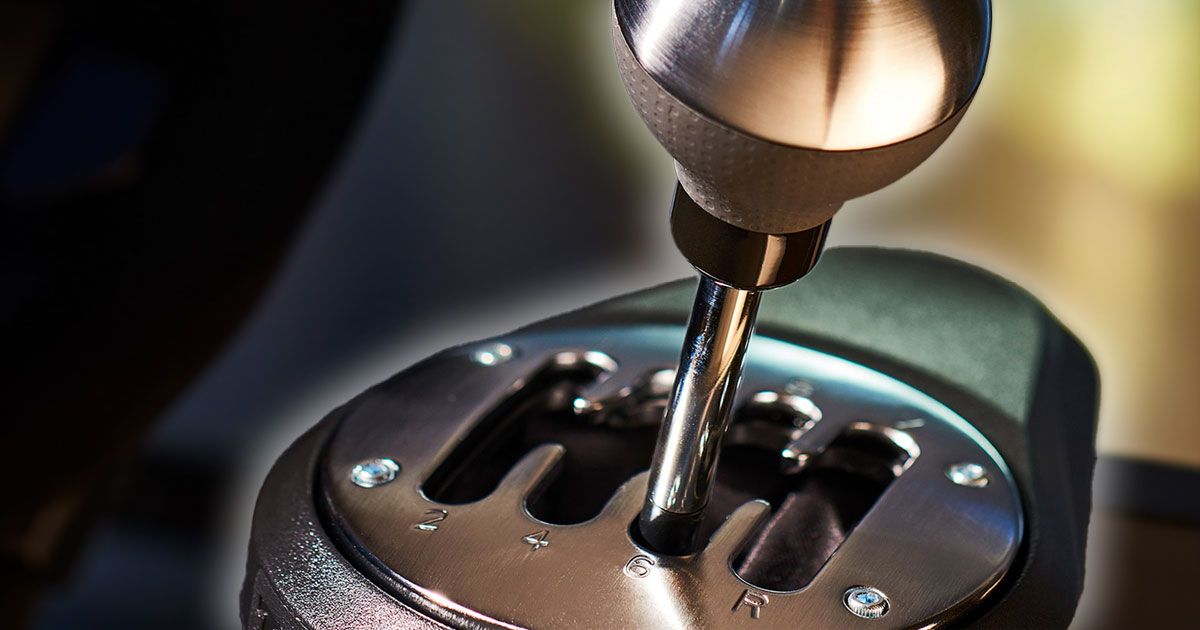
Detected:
[
  {"left": 612, "top": 0, "right": 990, "bottom": 234},
  {"left": 614, "top": 21, "right": 967, "bottom": 234}
]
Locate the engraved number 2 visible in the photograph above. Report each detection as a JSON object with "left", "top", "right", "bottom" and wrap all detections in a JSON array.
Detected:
[{"left": 414, "top": 509, "right": 448, "bottom": 532}]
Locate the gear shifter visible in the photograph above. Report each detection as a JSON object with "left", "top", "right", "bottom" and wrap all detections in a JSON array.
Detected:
[
  {"left": 616, "top": 0, "right": 992, "bottom": 554},
  {"left": 243, "top": 2, "right": 1100, "bottom": 628}
]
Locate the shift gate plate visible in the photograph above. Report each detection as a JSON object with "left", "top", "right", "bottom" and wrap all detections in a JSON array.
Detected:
[{"left": 319, "top": 325, "right": 1023, "bottom": 629}]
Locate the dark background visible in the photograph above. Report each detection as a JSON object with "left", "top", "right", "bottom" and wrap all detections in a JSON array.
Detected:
[{"left": 1, "top": 1, "right": 1197, "bottom": 628}]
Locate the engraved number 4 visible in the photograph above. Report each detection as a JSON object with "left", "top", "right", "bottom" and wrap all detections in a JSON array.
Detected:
[{"left": 523, "top": 529, "right": 550, "bottom": 550}]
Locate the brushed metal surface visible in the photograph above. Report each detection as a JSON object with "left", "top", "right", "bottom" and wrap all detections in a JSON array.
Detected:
[
  {"left": 612, "top": 0, "right": 991, "bottom": 234},
  {"left": 321, "top": 326, "right": 1022, "bottom": 629},
  {"left": 615, "top": 0, "right": 991, "bottom": 150}
]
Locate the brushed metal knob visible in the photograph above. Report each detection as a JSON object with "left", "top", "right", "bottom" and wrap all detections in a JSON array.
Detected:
[{"left": 614, "top": 0, "right": 992, "bottom": 234}]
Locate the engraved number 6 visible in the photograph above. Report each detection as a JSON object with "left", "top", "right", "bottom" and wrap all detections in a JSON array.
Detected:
[{"left": 624, "top": 555, "right": 655, "bottom": 578}]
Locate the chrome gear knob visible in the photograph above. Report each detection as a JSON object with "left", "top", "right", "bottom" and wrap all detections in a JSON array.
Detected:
[{"left": 614, "top": 0, "right": 992, "bottom": 234}]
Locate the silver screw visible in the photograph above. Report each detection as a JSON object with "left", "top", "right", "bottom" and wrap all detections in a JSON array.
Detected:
[
  {"left": 351, "top": 458, "right": 400, "bottom": 488},
  {"left": 843, "top": 586, "right": 890, "bottom": 619},
  {"left": 946, "top": 462, "right": 990, "bottom": 488},
  {"left": 472, "top": 342, "right": 516, "bottom": 366}
]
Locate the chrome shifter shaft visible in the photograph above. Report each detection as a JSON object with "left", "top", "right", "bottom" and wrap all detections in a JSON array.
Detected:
[{"left": 641, "top": 277, "right": 760, "bottom": 554}]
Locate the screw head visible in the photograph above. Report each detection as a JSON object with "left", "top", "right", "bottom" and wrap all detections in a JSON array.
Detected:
[
  {"left": 946, "top": 462, "right": 990, "bottom": 488},
  {"left": 351, "top": 458, "right": 399, "bottom": 488},
  {"left": 472, "top": 342, "right": 515, "bottom": 366},
  {"left": 843, "top": 586, "right": 890, "bottom": 619}
]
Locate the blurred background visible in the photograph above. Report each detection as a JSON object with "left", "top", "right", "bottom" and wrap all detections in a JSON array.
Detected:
[{"left": 1, "top": 0, "right": 1196, "bottom": 628}]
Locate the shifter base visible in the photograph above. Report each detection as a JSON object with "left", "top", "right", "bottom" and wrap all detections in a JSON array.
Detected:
[{"left": 244, "top": 248, "right": 1098, "bottom": 630}]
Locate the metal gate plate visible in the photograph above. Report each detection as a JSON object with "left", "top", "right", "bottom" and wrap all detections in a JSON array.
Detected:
[{"left": 319, "top": 326, "right": 1023, "bottom": 629}]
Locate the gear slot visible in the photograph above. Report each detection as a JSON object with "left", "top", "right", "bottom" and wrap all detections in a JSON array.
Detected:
[
  {"left": 421, "top": 353, "right": 661, "bottom": 525},
  {"left": 709, "top": 423, "right": 914, "bottom": 592}
]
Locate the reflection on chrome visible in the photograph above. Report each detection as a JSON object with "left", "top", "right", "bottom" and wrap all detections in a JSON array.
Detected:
[{"left": 616, "top": 0, "right": 990, "bottom": 149}]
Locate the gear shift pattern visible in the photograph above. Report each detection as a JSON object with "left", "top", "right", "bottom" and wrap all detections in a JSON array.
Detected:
[{"left": 615, "top": 0, "right": 993, "bottom": 554}]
